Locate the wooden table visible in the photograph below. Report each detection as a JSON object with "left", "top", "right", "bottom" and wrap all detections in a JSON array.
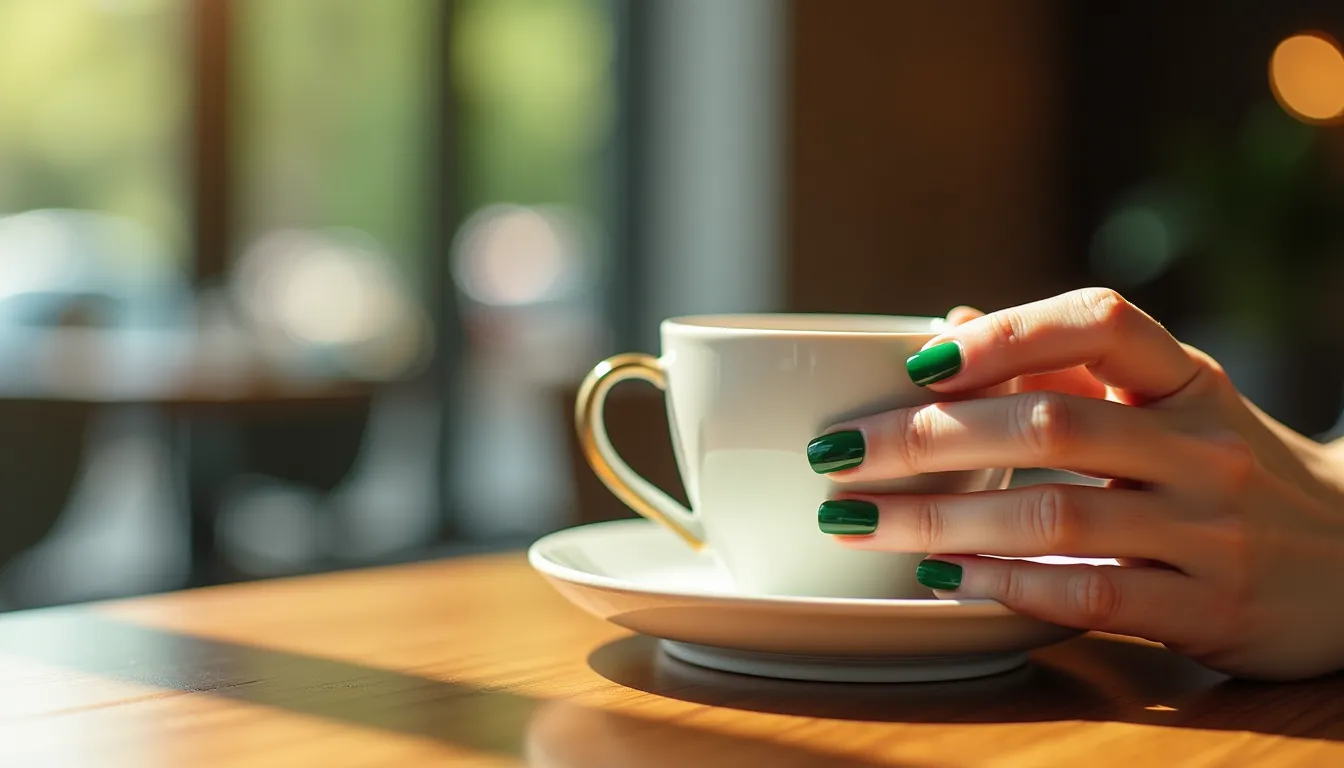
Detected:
[{"left": 2, "top": 554, "right": 1343, "bottom": 767}]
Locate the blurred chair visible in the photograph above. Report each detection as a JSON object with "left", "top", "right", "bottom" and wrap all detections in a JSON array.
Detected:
[
  {"left": 212, "top": 228, "right": 436, "bottom": 576},
  {"left": 0, "top": 209, "right": 192, "bottom": 606},
  {"left": 0, "top": 401, "right": 95, "bottom": 582}
]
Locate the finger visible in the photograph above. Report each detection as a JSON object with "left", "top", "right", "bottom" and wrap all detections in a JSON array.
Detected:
[
  {"left": 827, "top": 484, "right": 1191, "bottom": 563},
  {"left": 813, "top": 391, "right": 1230, "bottom": 485},
  {"left": 944, "top": 305, "right": 1108, "bottom": 399},
  {"left": 914, "top": 555, "right": 1210, "bottom": 646},
  {"left": 907, "top": 287, "right": 1201, "bottom": 403},
  {"left": 944, "top": 304, "right": 1108, "bottom": 399},
  {"left": 945, "top": 305, "right": 982, "bottom": 326},
  {"left": 1020, "top": 368, "right": 1109, "bottom": 400}
]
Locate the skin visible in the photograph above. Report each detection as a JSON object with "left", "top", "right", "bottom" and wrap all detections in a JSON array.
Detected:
[{"left": 823, "top": 287, "right": 1344, "bottom": 681}]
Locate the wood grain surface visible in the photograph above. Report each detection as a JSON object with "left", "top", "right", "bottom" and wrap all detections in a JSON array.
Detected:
[{"left": 1, "top": 552, "right": 1341, "bottom": 767}]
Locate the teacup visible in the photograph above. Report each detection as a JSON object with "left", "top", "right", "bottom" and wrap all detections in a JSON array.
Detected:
[{"left": 575, "top": 313, "right": 1012, "bottom": 599}]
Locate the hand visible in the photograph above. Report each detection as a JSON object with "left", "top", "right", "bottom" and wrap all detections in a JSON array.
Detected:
[{"left": 809, "top": 288, "right": 1344, "bottom": 680}]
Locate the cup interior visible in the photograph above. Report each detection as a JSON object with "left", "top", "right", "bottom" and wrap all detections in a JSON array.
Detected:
[{"left": 663, "top": 313, "right": 941, "bottom": 336}]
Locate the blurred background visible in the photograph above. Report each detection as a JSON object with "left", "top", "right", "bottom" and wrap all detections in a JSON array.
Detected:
[{"left": 0, "top": 0, "right": 1340, "bottom": 610}]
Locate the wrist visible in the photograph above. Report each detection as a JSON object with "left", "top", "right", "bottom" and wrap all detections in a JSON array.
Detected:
[
  {"left": 1318, "top": 437, "right": 1344, "bottom": 489},
  {"left": 1327, "top": 436, "right": 1344, "bottom": 461}
]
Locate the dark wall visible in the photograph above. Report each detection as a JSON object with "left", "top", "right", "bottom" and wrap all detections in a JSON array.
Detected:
[{"left": 785, "top": 0, "right": 1071, "bottom": 318}]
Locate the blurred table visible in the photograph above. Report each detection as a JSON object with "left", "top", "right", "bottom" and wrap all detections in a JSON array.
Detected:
[
  {"left": 0, "top": 553, "right": 1341, "bottom": 767},
  {"left": 0, "top": 326, "right": 390, "bottom": 588},
  {"left": 0, "top": 326, "right": 380, "bottom": 405}
]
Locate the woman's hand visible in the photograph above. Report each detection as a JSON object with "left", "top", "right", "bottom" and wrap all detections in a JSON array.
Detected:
[{"left": 810, "top": 287, "right": 1344, "bottom": 680}]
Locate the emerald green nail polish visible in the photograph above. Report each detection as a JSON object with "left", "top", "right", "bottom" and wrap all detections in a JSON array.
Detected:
[
  {"left": 806, "top": 430, "right": 865, "bottom": 474},
  {"left": 818, "top": 499, "right": 878, "bottom": 535},
  {"left": 906, "top": 342, "right": 962, "bottom": 386},
  {"left": 916, "top": 559, "right": 963, "bottom": 590}
]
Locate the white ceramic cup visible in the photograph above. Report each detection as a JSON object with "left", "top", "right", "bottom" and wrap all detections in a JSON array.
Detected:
[{"left": 575, "top": 313, "right": 1012, "bottom": 599}]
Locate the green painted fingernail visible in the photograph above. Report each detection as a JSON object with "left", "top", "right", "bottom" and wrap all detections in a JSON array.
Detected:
[
  {"left": 818, "top": 499, "right": 878, "bottom": 535},
  {"left": 806, "top": 430, "right": 865, "bottom": 474},
  {"left": 906, "top": 342, "right": 962, "bottom": 386},
  {"left": 916, "top": 559, "right": 963, "bottom": 590}
]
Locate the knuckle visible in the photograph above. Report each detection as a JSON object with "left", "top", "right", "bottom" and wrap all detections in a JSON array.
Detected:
[
  {"left": 996, "top": 566, "right": 1029, "bottom": 607},
  {"left": 1023, "top": 485, "right": 1079, "bottom": 552},
  {"left": 913, "top": 497, "right": 946, "bottom": 551},
  {"left": 1068, "top": 568, "right": 1122, "bottom": 627},
  {"left": 1076, "top": 286, "right": 1131, "bottom": 330},
  {"left": 1170, "top": 580, "right": 1248, "bottom": 662},
  {"left": 987, "top": 310, "right": 1026, "bottom": 352},
  {"left": 1212, "top": 434, "right": 1258, "bottom": 492},
  {"left": 1183, "top": 343, "right": 1227, "bottom": 377},
  {"left": 1208, "top": 513, "right": 1253, "bottom": 582},
  {"left": 893, "top": 406, "right": 938, "bottom": 473},
  {"left": 1013, "top": 392, "right": 1073, "bottom": 462},
  {"left": 1219, "top": 565, "right": 1258, "bottom": 657},
  {"left": 1219, "top": 579, "right": 1255, "bottom": 644}
]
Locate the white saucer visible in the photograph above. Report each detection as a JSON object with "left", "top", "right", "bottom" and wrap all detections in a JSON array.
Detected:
[{"left": 528, "top": 518, "right": 1083, "bottom": 683}]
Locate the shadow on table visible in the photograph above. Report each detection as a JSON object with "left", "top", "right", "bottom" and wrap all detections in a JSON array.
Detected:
[
  {"left": 525, "top": 698, "right": 905, "bottom": 768},
  {"left": 587, "top": 633, "right": 1344, "bottom": 740},
  {"left": 0, "top": 613, "right": 908, "bottom": 768}
]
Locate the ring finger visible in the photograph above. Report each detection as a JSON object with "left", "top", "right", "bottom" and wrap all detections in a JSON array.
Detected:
[{"left": 822, "top": 483, "right": 1197, "bottom": 565}]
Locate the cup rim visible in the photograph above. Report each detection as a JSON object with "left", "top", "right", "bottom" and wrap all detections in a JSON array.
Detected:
[{"left": 661, "top": 312, "right": 944, "bottom": 338}]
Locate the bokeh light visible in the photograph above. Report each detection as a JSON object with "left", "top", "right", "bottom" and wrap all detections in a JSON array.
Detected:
[
  {"left": 1270, "top": 33, "right": 1344, "bottom": 124},
  {"left": 1089, "top": 205, "right": 1173, "bottom": 287},
  {"left": 450, "top": 204, "right": 578, "bottom": 306},
  {"left": 232, "top": 228, "right": 431, "bottom": 378}
]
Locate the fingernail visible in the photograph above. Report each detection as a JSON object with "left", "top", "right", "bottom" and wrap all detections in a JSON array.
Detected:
[
  {"left": 906, "top": 341, "right": 962, "bottom": 386},
  {"left": 806, "top": 430, "right": 865, "bottom": 474},
  {"left": 818, "top": 499, "right": 878, "bottom": 535},
  {"left": 916, "top": 559, "right": 963, "bottom": 590}
]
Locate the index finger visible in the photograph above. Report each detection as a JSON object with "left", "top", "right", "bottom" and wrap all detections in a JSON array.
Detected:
[{"left": 908, "top": 288, "right": 1200, "bottom": 402}]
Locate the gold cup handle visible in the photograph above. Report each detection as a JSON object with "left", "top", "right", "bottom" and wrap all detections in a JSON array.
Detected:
[{"left": 575, "top": 353, "right": 705, "bottom": 549}]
